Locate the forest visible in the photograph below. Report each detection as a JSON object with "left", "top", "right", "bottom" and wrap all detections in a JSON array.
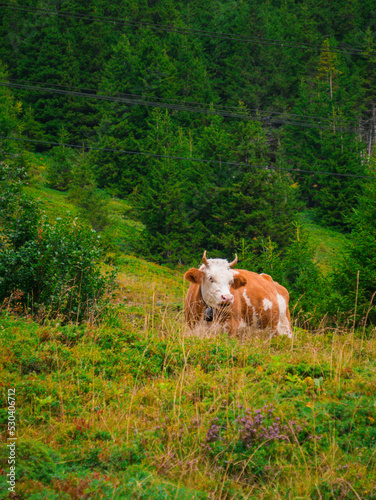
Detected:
[
  {"left": 1, "top": 0, "right": 376, "bottom": 321},
  {"left": 1, "top": 1, "right": 376, "bottom": 499}
]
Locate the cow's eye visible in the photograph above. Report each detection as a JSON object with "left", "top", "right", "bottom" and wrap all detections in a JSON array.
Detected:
[{"left": 208, "top": 277, "right": 214, "bottom": 282}]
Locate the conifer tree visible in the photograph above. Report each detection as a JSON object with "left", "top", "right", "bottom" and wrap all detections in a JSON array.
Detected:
[
  {"left": 280, "top": 43, "right": 365, "bottom": 229},
  {"left": 46, "top": 126, "right": 74, "bottom": 191},
  {"left": 0, "top": 61, "right": 22, "bottom": 155},
  {"left": 331, "top": 180, "right": 376, "bottom": 321},
  {"left": 69, "top": 152, "right": 110, "bottom": 232},
  {"left": 132, "top": 109, "right": 204, "bottom": 264}
]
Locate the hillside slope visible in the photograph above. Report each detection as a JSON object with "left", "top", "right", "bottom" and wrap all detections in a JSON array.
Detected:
[{"left": 1, "top": 184, "right": 375, "bottom": 498}]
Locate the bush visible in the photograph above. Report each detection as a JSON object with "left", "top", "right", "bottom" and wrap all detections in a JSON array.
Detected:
[
  {"left": 1, "top": 216, "right": 113, "bottom": 322},
  {"left": 256, "top": 228, "right": 327, "bottom": 326},
  {"left": 0, "top": 162, "right": 113, "bottom": 322}
]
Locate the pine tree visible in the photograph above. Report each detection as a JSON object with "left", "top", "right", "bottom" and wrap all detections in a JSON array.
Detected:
[
  {"left": 132, "top": 109, "right": 202, "bottom": 264},
  {"left": 331, "top": 180, "right": 376, "bottom": 321},
  {"left": 46, "top": 126, "right": 74, "bottom": 191},
  {"left": 69, "top": 152, "right": 110, "bottom": 232},
  {"left": 280, "top": 44, "right": 365, "bottom": 230},
  {"left": 0, "top": 60, "right": 23, "bottom": 155}
]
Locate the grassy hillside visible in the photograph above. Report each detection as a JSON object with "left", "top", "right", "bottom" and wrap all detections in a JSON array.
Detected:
[
  {"left": 1, "top": 212, "right": 376, "bottom": 499},
  {"left": 2, "top": 177, "right": 375, "bottom": 499},
  {"left": 24, "top": 181, "right": 143, "bottom": 255},
  {"left": 25, "top": 172, "right": 349, "bottom": 274},
  {"left": 301, "top": 211, "right": 349, "bottom": 275}
]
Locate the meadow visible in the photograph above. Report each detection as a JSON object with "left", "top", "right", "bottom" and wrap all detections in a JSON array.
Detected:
[{"left": 1, "top": 246, "right": 376, "bottom": 499}]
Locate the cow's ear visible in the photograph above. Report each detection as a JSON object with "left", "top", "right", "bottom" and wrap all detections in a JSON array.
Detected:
[
  {"left": 232, "top": 273, "right": 247, "bottom": 289},
  {"left": 184, "top": 268, "right": 204, "bottom": 284}
]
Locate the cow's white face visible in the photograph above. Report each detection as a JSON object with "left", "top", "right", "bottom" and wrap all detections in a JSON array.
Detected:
[
  {"left": 200, "top": 259, "right": 236, "bottom": 308},
  {"left": 185, "top": 258, "right": 247, "bottom": 309}
]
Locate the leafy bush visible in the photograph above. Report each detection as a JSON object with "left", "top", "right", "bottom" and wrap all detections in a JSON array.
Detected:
[{"left": 0, "top": 163, "right": 113, "bottom": 322}]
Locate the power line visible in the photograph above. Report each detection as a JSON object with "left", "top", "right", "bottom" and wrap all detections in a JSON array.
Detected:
[
  {"left": 6, "top": 77, "right": 359, "bottom": 126},
  {"left": 0, "top": 2, "right": 369, "bottom": 56},
  {"left": 0, "top": 81, "right": 358, "bottom": 133},
  {"left": 1, "top": 81, "right": 249, "bottom": 119},
  {"left": 6, "top": 78, "right": 243, "bottom": 115},
  {"left": 1, "top": 135, "right": 373, "bottom": 180}
]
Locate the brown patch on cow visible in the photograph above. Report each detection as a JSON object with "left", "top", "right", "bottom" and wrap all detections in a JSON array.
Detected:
[
  {"left": 260, "top": 273, "right": 273, "bottom": 283},
  {"left": 233, "top": 274, "right": 247, "bottom": 289},
  {"left": 184, "top": 268, "right": 204, "bottom": 284}
]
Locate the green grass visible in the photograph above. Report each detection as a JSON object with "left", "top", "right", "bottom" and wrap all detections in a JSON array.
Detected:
[
  {"left": 25, "top": 181, "right": 143, "bottom": 254},
  {"left": 301, "top": 211, "right": 349, "bottom": 274},
  {"left": 25, "top": 185, "right": 79, "bottom": 220}
]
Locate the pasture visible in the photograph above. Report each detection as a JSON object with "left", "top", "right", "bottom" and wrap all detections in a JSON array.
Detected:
[{"left": 1, "top": 255, "right": 376, "bottom": 499}]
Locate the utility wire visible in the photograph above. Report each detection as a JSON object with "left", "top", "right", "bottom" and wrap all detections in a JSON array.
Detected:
[
  {"left": 1, "top": 135, "right": 373, "bottom": 180},
  {"left": 0, "top": 81, "right": 358, "bottom": 133},
  {"left": 6, "top": 77, "right": 360, "bottom": 125},
  {"left": 0, "top": 2, "right": 369, "bottom": 56}
]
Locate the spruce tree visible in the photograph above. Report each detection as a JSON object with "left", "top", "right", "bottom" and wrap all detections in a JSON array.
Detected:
[
  {"left": 280, "top": 41, "right": 365, "bottom": 229},
  {"left": 331, "top": 180, "right": 376, "bottom": 321},
  {"left": 69, "top": 152, "right": 110, "bottom": 232}
]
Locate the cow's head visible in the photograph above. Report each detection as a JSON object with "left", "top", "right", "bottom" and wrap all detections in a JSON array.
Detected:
[{"left": 184, "top": 251, "right": 247, "bottom": 309}]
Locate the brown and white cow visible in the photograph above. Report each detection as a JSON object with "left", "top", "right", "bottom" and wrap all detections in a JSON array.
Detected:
[{"left": 184, "top": 251, "right": 292, "bottom": 338}]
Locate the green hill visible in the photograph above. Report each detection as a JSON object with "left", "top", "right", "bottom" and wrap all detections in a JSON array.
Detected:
[
  {"left": 301, "top": 211, "right": 349, "bottom": 275},
  {"left": 1, "top": 179, "right": 376, "bottom": 500}
]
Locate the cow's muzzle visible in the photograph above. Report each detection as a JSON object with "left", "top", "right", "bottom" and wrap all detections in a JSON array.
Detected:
[{"left": 220, "top": 294, "right": 234, "bottom": 305}]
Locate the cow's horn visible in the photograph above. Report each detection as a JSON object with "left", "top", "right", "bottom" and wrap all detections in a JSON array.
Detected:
[
  {"left": 202, "top": 250, "right": 209, "bottom": 266},
  {"left": 228, "top": 254, "right": 238, "bottom": 268}
]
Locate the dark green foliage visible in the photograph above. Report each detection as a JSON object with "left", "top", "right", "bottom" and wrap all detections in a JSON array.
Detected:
[
  {"left": 133, "top": 109, "right": 300, "bottom": 265},
  {"left": 109, "top": 443, "right": 146, "bottom": 470},
  {"left": 204, "top": 170, "right": 298, "bottom": 256},
  {"left": 279, "top": 42, "right": 366, "bottom": 229},
  {"left": 46, "top": 128, "right": 75, "bottom": 191},
  {"left": 0, "top": 440, "right": 60, "bottom": 483},
  {"left": 258, "top": 228, "right": 328, "bottom": 323},
  {"left": 0, "top": 61, "right": 22, "bottom": 155},
  {"left": 331, "top": 180, "right": 376, "bottom": 321}
]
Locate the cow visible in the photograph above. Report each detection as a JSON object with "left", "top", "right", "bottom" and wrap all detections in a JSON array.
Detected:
[{"left": 184, "top": 251, "right": 292, "bottom": 338}]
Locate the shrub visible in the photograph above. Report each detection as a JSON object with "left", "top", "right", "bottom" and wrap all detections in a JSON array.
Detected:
[{"left": 0, "top": 163, "right": 114, "bottom": 322}]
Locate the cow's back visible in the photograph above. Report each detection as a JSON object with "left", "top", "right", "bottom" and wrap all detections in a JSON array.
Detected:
[{"left": 233, "top": 271, "right": 291, "bottom": 336}]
